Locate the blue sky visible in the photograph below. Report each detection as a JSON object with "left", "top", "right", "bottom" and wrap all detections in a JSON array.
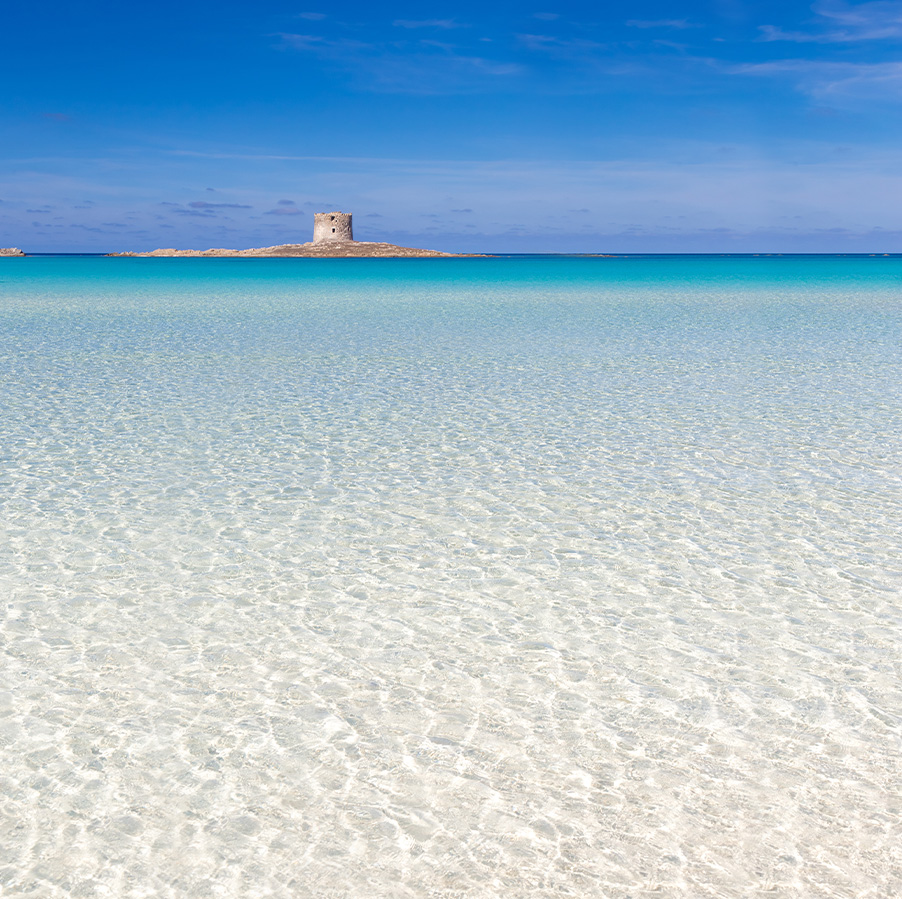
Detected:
[{"left": 2, "top": 0, "right": 901, "bottom": 252}]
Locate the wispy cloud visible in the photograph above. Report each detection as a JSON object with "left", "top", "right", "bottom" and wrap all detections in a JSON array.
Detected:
[
  {"left": 758, "top": 25, "right": 830, "bottom": 41},
  {"left": 759, "top": 0, "right": 902, "bottom": 42},
  {"left": 516, "top": 33, "right": 608, "bottom": 54},
  {"left": 8, "top": 146, "right": 902, "bottom": 252},
  {"left": 512, "top": 31, "right": 704, "bottom": 87},
  {"left": 187, "top": 201, "right": 252, "bottom": 209},
  {"left": 734, "top": 58, "right": 902, "bottom": 98},
  {"left": 159, "top": 200, "right": 253, "bottom": 218},
  {"left": 626, "top": 19, "right": 699, "bottom": 29},
  {"left": 393, "top": 19, "right": 464, "bottom": 29},
  {"left": 277, "top": 33, "right": 330, "bottom": 50},
  {"left": 276, "top": 32, "right": 521, "bottom": 93}
]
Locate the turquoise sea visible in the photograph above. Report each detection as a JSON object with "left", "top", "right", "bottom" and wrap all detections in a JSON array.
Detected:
[{"left": 1, "top": 256, "right": 901, "bottom": 897}]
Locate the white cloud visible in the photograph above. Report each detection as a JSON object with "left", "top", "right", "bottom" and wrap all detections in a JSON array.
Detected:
[
  {"left": 760, "top": 0, "right": 902, "bottom": 42},
  {"left": 275, "top": 32, "right": 521, "bottom": 93},
  {"left": 6, "top": 147, "right": 902, "bottom": 251},
  {"left": 735, "top": 58, "right": 902, "bottom": 99},
  {"left": 393, "top": 19, "right": 464, "bottom": 29},
  {"left": 626, "top": 19, "right": 699, "bottom": 29}
]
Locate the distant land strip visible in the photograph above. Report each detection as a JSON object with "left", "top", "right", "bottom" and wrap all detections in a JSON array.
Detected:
[{"left": 108, "top": 242, "right": 490, "bottom": 258}]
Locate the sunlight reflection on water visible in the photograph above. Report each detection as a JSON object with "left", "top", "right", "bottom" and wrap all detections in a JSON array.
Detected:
[{"left": 1, "top": 257, "right": 901, "bottom": 897}]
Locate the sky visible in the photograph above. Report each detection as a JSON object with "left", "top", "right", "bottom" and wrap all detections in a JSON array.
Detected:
[{"left": 2, "top": 0, "right": 902, "bottom": 253}]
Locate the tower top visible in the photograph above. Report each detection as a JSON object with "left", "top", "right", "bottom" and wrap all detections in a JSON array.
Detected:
[{"left": 313, "top": 211, "right": 353, "bottom": 244}]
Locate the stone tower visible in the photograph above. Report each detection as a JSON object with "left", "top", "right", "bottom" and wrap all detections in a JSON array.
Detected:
[{"left": 313, "top": 211, "right": 353, "bottom": 243}]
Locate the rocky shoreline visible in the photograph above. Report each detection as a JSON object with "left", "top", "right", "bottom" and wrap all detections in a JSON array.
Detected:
[
  {"left": 0, "top": 247, "right": 26, "bottom": 256},
  {"left": 108, "top": 241, "right": 485, "bottom": 258}
]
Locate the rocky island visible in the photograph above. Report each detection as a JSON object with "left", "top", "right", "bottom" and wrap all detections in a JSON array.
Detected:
[
  {"left": 109, "top": 211, "right": 484, "bottom": 258},
  {"left": 0, "top": 248, "right": 26, "bottom": 256},
  {"left": 109, "top": 241, "right": 471, "bottom": 258}
]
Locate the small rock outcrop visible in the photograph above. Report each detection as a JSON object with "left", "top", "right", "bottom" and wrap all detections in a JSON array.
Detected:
[{"left": 0, "top": 248, "right": 25, "bottom": 256}]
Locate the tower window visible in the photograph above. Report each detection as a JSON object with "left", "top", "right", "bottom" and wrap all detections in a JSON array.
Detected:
[{"left": 332, "top": 228, "right": 336, "bottom": 233}]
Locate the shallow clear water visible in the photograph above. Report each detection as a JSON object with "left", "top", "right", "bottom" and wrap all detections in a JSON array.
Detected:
[{"left": 1, "top": 256, "right": 901, "bottom": 897}]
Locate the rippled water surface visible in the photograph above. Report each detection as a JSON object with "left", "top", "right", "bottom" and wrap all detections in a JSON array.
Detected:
[{"left": 1, "top": 256, "right": 901, "bottom": 897}]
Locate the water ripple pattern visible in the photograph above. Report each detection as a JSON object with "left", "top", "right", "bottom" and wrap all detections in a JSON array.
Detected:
[{"left": 1, "top": 256, "right": 901, "bottom": 898}]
